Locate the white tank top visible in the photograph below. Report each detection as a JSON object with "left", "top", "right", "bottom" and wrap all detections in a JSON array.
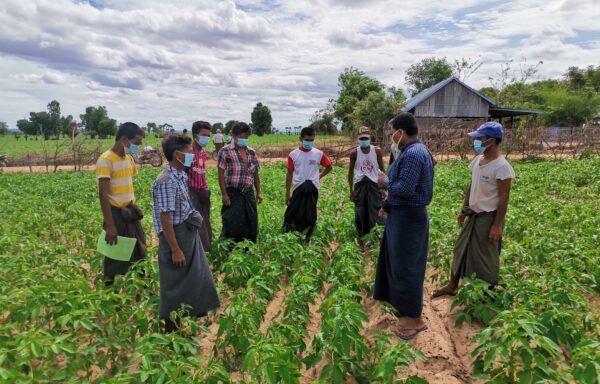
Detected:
[
  {"left": 289, "top": 148, "right": 325, "bottom": 189},
  {"left": 355, "top": 146, "right": 379, "bottom": 184}
]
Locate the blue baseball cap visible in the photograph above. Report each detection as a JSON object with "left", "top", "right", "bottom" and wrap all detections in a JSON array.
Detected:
[{"left": 468, "top": 121, "right": 503, "bottom": 139}]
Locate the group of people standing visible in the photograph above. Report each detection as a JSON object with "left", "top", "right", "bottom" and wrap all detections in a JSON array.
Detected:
[{"left": 96, "top": 112, "right": 514, "bottom": 337}]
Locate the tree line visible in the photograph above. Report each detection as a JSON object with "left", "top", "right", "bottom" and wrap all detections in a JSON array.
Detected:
[{"left": 9, "top": 101, "right": 274, "bottom": 139}]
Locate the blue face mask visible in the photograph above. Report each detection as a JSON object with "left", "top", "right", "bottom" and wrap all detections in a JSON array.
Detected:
[
  {"left": 473, "top": 139, "right": 486, "bottom": 154},
  {"left": 359, "top": 139, "right": 371, "bottom": 148},
  {"left": 178, "top": 152, "right": 194, "bottom": 167},
  {"left": 197, "top": 136, "right": 210, "bottom": 147},
  {"left": 302, "top": 140, "right": 314, "bottom": 150},
  {"left": 125, "top": 142, "right": 139, "bottom": 155},
  {"left": 237, "top": 138, "right": 249, "bottom": 148}
]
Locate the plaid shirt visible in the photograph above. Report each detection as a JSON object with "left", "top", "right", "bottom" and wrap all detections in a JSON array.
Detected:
[
  {"left": 217, "top": 143, "right": 260, "bottom": 191},
  {"left": 384, "top": 139, "right": 434, "bottom": 207},
  {"left": 187, "top": 147, "right": 208, "bottom": 190},
  {"left": 152, "top": 165, "right": 196, "bottom": 235}
]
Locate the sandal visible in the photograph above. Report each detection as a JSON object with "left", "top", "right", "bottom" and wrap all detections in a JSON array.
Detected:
[
  {"left": 432, "top": 288, "right": 456, "bottom": 298},
  {"left": 394, "top": 325, "right": 428, "bottom": 341}
]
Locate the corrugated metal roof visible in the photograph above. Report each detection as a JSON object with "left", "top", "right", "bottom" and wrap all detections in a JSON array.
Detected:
[
  {"left": 489, "top": 107, "right": 544, "bottom": 118},
  {"left": 403, "top": 76, "right": 497, "bottom": 112}
]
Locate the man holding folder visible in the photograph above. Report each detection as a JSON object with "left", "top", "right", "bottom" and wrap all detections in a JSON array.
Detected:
[{"left": 95, "top": 122, "right": 147, "bottom": 286}]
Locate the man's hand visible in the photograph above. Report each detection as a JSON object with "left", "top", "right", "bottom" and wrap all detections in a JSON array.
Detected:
[
  {"left": 349, "top": 191, "right": 355, "bottom": 202},
  {"left": 256, "top": 192, "right": 263, "bottom": 204},
  {"left": 377, "top": 172, "right": 388, "bottom": 189},
  {"left": 172, "top": 247, "right": 186, "bottom": 268},
  {"left": 457, "top": 213, "right": 465, "bottom": 228},
  {"left": 286, "top": 195, "right": 291, "bottom": 205},
  {"left": 222, "top": 194, "right": 231, "bottom": 207},
  {"left": 105, "top": 224, "right": 118, "bottom": 245},
  {"left": 489, "top": 223, "right": 503, "bottom": 243}
]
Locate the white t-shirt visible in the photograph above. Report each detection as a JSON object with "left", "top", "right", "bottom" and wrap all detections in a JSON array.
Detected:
[
  {"left": 213, "top": 133, "right": 224, "bottom": 143},
  {"left": 288, "top": 148, "right": 332, "bottom": 190},
  {"left": 354, "top": 146, "right": 379, "bottom": 184},
  {"left": 469, "top": 155, "right": 515, "bottom": 213}
]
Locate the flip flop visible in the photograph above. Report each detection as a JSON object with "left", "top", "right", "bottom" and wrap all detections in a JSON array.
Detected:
[
  {"left": 432, "top": 288, "right": 456, "bottom": 298},
  {"left": 394, "top": 325, "right": 428, "bottom": 341}
]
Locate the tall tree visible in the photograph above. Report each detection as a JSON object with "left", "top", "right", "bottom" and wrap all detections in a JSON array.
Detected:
[
  {"left": 17, "top": 119, "right": 35, "bottom": 136},
  {"left": 80, "top": 106, "right": 111, "bottom": 138},
  {"left": 251, "top": 102, "right": 273, "bottom": 136},
  {"left": 334, "top": 68, "right": 385, "bottom": 131},
  {"left": 405, "top": 57, "right": 453, "bottom": 95}
]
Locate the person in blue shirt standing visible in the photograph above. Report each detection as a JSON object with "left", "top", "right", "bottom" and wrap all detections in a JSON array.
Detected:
[
  {"left": 152, "top": 135, "right": 220, "bottom": 333},
  {"left": 374, "top": 112, "right": 435, "bottom": 341}
]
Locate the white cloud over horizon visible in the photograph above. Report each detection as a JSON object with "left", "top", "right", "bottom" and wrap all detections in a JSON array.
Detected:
[{"left": 0, "top": 0, "right": 598, "bottom": 129}]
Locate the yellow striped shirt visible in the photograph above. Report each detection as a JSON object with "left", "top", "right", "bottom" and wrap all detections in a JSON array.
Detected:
[{"left": 95, "top": 150, "right": 138, "bottom": 208}]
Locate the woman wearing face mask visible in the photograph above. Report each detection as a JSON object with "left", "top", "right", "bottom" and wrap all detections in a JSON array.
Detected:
[
  {"left": 152, "top": 135, "right": 220, "bottom": 333},
  {"left": 188, "top": 121, "right": 213, "bottom": 252},
  {"left": 374, "top": 112, "right": 435, "bottom": 340}
]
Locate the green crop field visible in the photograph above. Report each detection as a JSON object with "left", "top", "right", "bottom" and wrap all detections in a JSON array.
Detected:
[
  {"left": 0, "top": 134, "right": 349, "bottom": 159},
  {"left": 0, "top": 159, "right": 598, "bottom": 383}
]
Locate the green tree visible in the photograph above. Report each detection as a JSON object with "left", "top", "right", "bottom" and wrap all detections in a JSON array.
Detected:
[
  {"left": 349, "top": 91, "right": 401, "bottom": 134},
  {"left": 310, "top": 108, "right": 338, "bottom": 134},
  {"left": 224, "top": 120, "right": 238, "bottom": 135},
  {"left": 0, "top": 122, "right": 8, "bottom": 136},
  {"left": 29, "top": 111, "right": 49, "bottom": 137},
  {"left": 80, "top": 106, "right": 111, "bottom": 138},
  {"left": 405, "top": 57, "right": 453, "bottom": 95},
  {"left": 46, "top": 100, "right": 61, "bottom": 139},
  {"left": 212, "top": 122, "right": 224, "bottom": 134},
  {"left": 98, "top": 119, "right": 118, "bottom": 138},
  {"left": 251, "top": 102, "right": 273, "bottom": 136},
  {"left": 16, "top": 119, "right": 34, "bottom": 136},
  {"left": 334, "top": 68, "right": 385, "bottom": 131}
]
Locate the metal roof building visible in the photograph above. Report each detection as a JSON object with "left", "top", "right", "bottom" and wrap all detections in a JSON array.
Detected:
[{"left": 403, "top": 76, "right": 542, "bottom": 120}]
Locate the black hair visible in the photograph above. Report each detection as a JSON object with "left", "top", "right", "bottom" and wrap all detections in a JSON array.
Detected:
[
  {"left": 162, "top": 135, "right": 192, "bottom": 161},
  {"left": 115, "top": 122, "right": 144, "bottom": 141},
  {"left": 495, "top": 138, "right": 502, "bottom": 145},
  {"left": 390, "top": 112, "right": 418, "bottom": 136},
  {"left": 232, "top": 122, "right": 251, "bottom": 136},
  {"left": 192, "top": 121, "right": 212, "bottom": 135},
  {"left": 300, "top": 126, "right": 315, "bottom": 138},
  {"left": 183, "top": 128, "right": 188, "bottom": 133}
]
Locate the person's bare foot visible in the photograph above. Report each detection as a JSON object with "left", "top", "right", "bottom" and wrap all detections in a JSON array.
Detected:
[{"left": 432, "top": 285, "right": 456, "bottom": 298}]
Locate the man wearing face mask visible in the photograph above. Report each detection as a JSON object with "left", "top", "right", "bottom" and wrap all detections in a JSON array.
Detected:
[
  {"left": 217, "top": 122, "right": 262, "bottom": 243},
  {"left": 348, "top": 126, "right": 385, "bottom": 238},
  {"left": 152, "top": 135, "right": 220, "bottom": 333},
  {"left": 283, "top": 126, "right": 332, "bottom": 243},
  {"left": 374, "top": 112, "right": 435, "bottom": 341},
  {"left": 188, "top": 121, "right": 213, "bottom": 252},
  {"left": 95, "top": 122, "right": 147, "bottom": 286},
  {"left": 433, "top": 122, "right": 515, "bottom": 298}
]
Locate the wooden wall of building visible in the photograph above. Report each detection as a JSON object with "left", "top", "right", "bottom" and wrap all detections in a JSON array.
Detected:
[{"left": 414, "top": 81, "right": 490, "bottom": 118}]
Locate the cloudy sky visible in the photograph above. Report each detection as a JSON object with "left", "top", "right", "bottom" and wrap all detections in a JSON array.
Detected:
[{"left": 0, "top": 0, "right": 598, "bottom": 129}]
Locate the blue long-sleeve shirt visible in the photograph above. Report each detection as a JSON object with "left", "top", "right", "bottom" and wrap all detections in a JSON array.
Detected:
[{"left": 384, "top": 139, "right": 434, "bottom": 207}]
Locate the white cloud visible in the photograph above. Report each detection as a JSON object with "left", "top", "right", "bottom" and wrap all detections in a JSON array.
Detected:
[{"left": 0, "top": 0, "right": 598, "bottom": 129}]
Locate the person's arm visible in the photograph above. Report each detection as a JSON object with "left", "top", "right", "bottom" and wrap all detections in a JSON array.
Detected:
[
  {"left": 218, "top": 167, "right": 230, "bottom": 206},
  {"left": 285, "top": 168, "right": 293, "bottom": 205},
  {"left": 319, "top": 153, "right": 333, "bottom": 180},
  {"left": 375, "top": 147, "right": 385, "bottom": 172},
  {"left": 98, "top": 178, "right": 117, "bottom": 245},
  {"left": 160, "top": 212, "right": 186, "bottom": 268},
  {"left": 457, "top": 183, "right": 471, "bottom": 227},
  {"left": 254, "top": 169, "right": 262, "bottom": 204},
  {"left": 348, "top": 150, "right": 357, "bottom": 198},
  {"left": 489, "top": 179, "right": 512, "bottom": 242}
]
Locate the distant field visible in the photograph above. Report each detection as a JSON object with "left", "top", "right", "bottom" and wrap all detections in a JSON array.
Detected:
[{"left": 0, "top": 134, "right": 349, "bottom": 158}]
